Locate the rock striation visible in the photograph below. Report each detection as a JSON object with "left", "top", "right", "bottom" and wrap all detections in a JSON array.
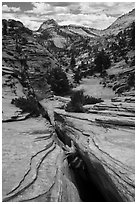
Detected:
[
  {"left": 52, "top": 96, "right": 135, "bottom": 201},
  {"left": 2, "top": 69, "right": 81, "bottom": 202}
]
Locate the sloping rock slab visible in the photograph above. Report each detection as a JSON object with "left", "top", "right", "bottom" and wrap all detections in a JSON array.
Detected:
[
  {"left": 2, "top": 69, "right": 80, "bottom": 202},
  {"left": 54, "top": 107, "right": 135, "bottom": 202},
  {"left": 3, "top": 116, "right": 81, "bottom": 202}
]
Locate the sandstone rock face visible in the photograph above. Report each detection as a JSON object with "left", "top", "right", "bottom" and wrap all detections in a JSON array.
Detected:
[
  {"left": 2, "top": 71, "right": 80, "bottom": 202},
  {"left": 3, "top": 118, "right": 80, "bottom": 202},
  {"left": 53, "top": 97, "right": 135, "bottom": 201},
  {"left": 3, "top": 68, "right": 135, "bottom": 201}
]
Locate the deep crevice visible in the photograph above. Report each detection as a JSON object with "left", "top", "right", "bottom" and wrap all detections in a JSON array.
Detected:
[
  {"left": 54, "top": 125, "right": 123, "bottom": 202},
  {"left": 38, "top": 107, "right": 123, "bottom": 202},
  {"left": 68, "top": 157, "right": 107, "bottom": 202},
  {"left": 54, "top": 126, "right": 108, "bottom": 202}
]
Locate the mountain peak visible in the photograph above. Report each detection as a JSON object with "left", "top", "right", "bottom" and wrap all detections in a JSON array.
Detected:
[
  {"left": 45, "top": 19, "right": 58, "bottom": 25},
  {"left": 38, "top": 19, "right": 58, "bottom": 31}
]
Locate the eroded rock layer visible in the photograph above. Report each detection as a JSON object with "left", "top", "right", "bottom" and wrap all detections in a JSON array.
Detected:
[
  {"left": 2, "top": 71, "right": 80, "bottom": 202},
  {"left": 53, "top": 97, "right": 135, "bottom": 202}
]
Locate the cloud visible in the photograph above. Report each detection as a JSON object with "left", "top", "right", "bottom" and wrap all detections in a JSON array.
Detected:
[
  {"left": 2, "top": 12, "right": 16, "bottom": 20},
  {"left": 25, "top": 2, "right": 53, "bottom": 15},
  {"left": 2, "top": 12, "right": 43, "bottom": 30},
  {"left": 25, "top": 2, "right": 70, "bottom": 15},
  {"left": 79, "top": 2, "right": 135, "bottom": 17},
  {"left": 58, "top": 13, "right": 116, "bottom": 29},
  {"left": 2, "top": 2, "right": 135, "bottom": 30},
  {"left": 48, "top": 2, "right": 77, "bottom": 7},
  {"left": 54, "top": 6, "right": 69, "bottom": 14},
  {"left": 20, "top": 18, "right": 41, "bottom": 30},
  {"left": 104, "top": 2, "right": 135, "bottom": 17},
  {"left": 2, "top": 5, "right": 11, "bottom": 12},
  {"left": 2, "top": 4, "right": 21, "bottom": 12}
]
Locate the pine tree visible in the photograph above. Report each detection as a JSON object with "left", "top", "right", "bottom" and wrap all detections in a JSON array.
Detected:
[
  {"left": 70, "top": 53, "right": 76, "bottom": 70},
  {"left": 94, "top": 50, "right": 111, "bottom": 74},
  {"left": 2, "top": 20, "right": 8, "bottom": 35},
  {"left": 46, "top": 67, "right": 70, "bottom": 95}
]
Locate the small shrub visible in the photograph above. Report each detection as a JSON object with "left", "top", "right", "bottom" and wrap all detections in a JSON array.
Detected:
[
  {"left": 65, "top": 90, "right": 103, "bottom": 112},
  {"left": 70, "top": 53, "right": 76, "bottom": 69},
  {"left": 109, "top": 74, "right": 115, "bottom": 80},
  {"left": 65, "top": 90, "right": 85, "bottom": 112},
  {"left": 130, "top": 57, "right": 135, "bottom": 67},
  {"left": 83, "top": 95, "right": 103, "bottom": 105},
  {"left": 129, "top": 22, "right": 135, "bottom": 48},
  {"left": 71, "top": 90, "right": 85, "bottom": 105},
  {"left": 73, "top": 69, "right": 82, "bottom": 84},
  {"left": 2, "top": 19, "right": 8, "bottom": 35},
  {"left": 11, "top": 96, "right": 40, "bottom": 116},
  {"left": 127, "top": 72, "right": 135, "bottom": 87}
]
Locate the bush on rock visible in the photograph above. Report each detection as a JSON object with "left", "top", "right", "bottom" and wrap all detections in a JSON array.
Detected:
[{"left": 65, "top": 90, "right": 103, "bottom": 112}]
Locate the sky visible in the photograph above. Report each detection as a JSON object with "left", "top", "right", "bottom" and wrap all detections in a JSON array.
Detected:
[{"left": 2, "top": 2, "right": 135, "bottom": 30}]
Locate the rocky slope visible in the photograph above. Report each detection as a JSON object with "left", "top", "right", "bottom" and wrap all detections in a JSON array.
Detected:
[
  {"left": 36, "top": 19, "right": 100, "bottom": 49},
  {"left": 103, "top": 9, "right": 135, "bottom": 36},
  {"left": 39, "top": 86, "right": 135, "bottom": 202},
  {"left": 53, "top": 99, "right": 135, "bottom": 201},
  {"left": 2, "top": 19, "right": 59, "bottom": 100},
  {"left": 2, "top": 67, "right": 81, "bottom": 202}
]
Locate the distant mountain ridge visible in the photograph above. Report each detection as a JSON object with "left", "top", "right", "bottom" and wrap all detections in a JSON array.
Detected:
[
  {"left": 103, "top": 8, "right": 135, "bottom": 35},
  {"left": 2, "top": 8, "right": 135, "bottom": 36},
  {"left": 34, "top": 18, "right": 100, "bottom": 49},
  {"left": 37, "top": 8, "right": 135, "bottom": 36},
  {"left": 2, "top": 8, "right": 135, "bottom": 59},
  {"left": 2, "top": 8, "right": 135, "bottom": 99},
  {"left": 37, "top": 18, "right": 100, "bottom": 39},
  {"left": 34, "top": 8, "right": 135, "bottom": 48}
]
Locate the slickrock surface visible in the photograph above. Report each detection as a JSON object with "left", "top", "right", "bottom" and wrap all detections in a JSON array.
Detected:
[
  {"left": 2, "top": 71, "right": 80, "bottom": 202},
  {"left": 52, "top": 96, "right": 135, "bottom": 201},
  {"left": 3, "top": 118, "right": 80, "bottom": 202},
  {"left": 3, "top": 65, "right": 135, "bottom": 201}
]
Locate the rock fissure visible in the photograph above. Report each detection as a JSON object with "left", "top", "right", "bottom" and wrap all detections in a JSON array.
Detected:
[
  {"left": 3, "top": 142, "right": 56, "bottom": 202},
  {"left": 53, "top": 126, "right": 111, "bottom": 201},
  {"left": 62, "top": 121, "right": 133, "bottom": 174},
  {"left": 6, "top": 138, "right": 54, "bottom": 195},
  {"left": 18, "top": 154, "right": 62, "bottom": 202},
  {"left": 53, "top": 108, "right": 134, "bottom": 201},
  {"left": 18, "top": 182, "right": 56, "bottom": 202}
]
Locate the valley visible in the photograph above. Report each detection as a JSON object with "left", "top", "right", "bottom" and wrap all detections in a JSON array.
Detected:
[{"left": 2, "top": 8, "right": 135, "bottom": 202}]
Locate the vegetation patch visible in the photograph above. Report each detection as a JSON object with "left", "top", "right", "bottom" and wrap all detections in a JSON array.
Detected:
[
  {"left": 46, "top": 67, "right": 70, "bottom": 95},
  {"left": 94, "top": 50, "right": 111, "bottom": 75},
  {"left": 11, "top": 96, "right": 40, "bottom": 116},
  {"left": 127, "top": 72, "right": 135, "bottom": 87},
  {"left": 65, "top": 90, "right": 103, "bottom": 112}
]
